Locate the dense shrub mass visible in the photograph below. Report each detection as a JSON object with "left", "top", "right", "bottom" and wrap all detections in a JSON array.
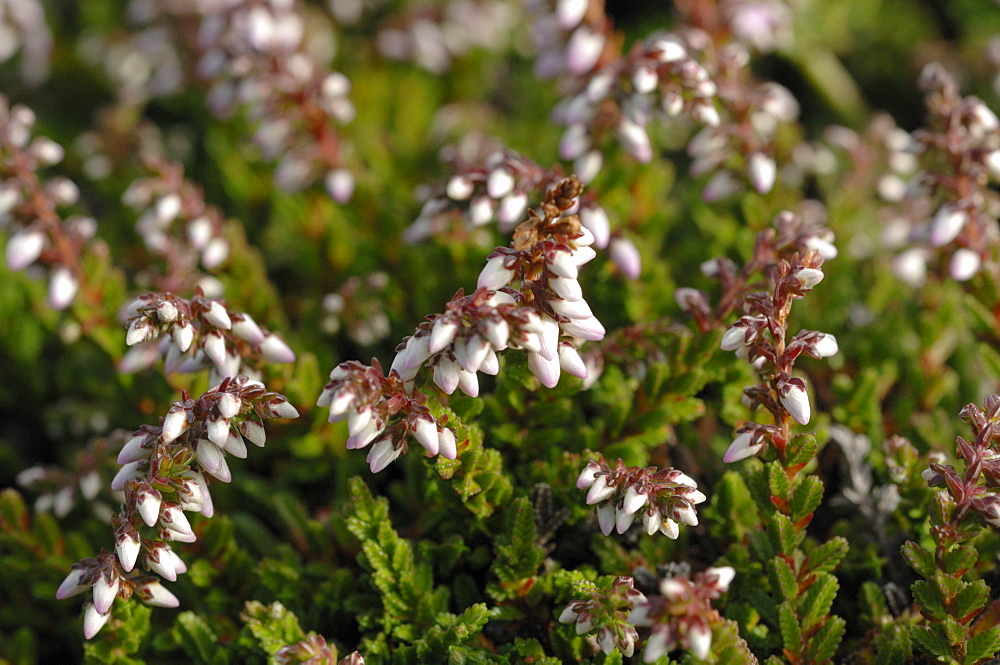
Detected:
[{"left": 4, "top": 1, "right": 1000, "bottom": 663}]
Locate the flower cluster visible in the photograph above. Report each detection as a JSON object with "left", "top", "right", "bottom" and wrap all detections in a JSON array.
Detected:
[
  {"left": 170, "top": 0, "right": 355, "bottom": 197},
  {"left": 558, "top": 576, "right": 646, "bottom": 657},
  {"left": 320, "top": 272, "right": 392, "bottom": 347},
  {"left": 320, "top": 176, "right": 604, "bottom": 472},
  {"left": 318, "top": 359, "right": 460, "bottom": 473},
  {"left": 119, "top": 290, "right": 295, "bottom": 384},
  {"left": 575, "top": 457, "right": 707, "bottom": 537},
  {"left": 864, "top": 63, "right": 1000, "bottom": 284},
  {"left": 374, "top": 0, "right": 516, "bottom": 74},
  {"left": 922, "top": 394, "right": 1000, "bottom": 529},
  {"left": 56, "top": 376, "right": 299, "bottom": 638},
  {"left": 121, "top": 155, "right": 233, "bottom": 291},
  {"left": 0, "top": 96, "right": 94, "bottom": 310},
  {"left": 275, "top": 635, "right": 364, "bottom": 665},
  {"left": 527, "top": 0, "right": 613, "bottom": 81},
  {"left": 16, "top": 435, "right": 119, "bottom": 520},
  {"left": 629, "top": 566, "right": 736, "bottom": 661},
  {"left": 0, "top": 0, "right": 51, "bottom": 85},
  {"left": 549, "top": 28, "right": 723, "bottom": 175}
]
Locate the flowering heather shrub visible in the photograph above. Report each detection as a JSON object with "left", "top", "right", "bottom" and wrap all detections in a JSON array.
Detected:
[{"left": 5, "top": 1, "right": 1000, "bottom": 664}]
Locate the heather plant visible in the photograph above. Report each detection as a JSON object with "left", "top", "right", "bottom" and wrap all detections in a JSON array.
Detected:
[{"left": 5, "top": 1, "right": 1000, "bottom": 664}]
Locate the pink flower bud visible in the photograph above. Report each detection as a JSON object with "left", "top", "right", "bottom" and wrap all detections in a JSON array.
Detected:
[
  {"left": 111, "top": 461, "right": 142, "bottom": 491},
  {"left": 325, "top": 169, "right": 355, "bottom": 203},
  {"left": 203, "top": 301, "right": 232, "bottom": 329},
  {"left": 477, "top": 254, "right": 515, "bottom": 290},
  {"left": 560, "top": 315, "right": 606, "bottom": 341},
  {"left": 6, "top": 228, "right": 45, "bottom": 270},
  {"left": 609, "top": 237, "right": 641, "bottom": 279},
  {"left": 950, "top": 248, "right": 981, "bottom": 281},
  {"left": 723, "top": 431, "right": 763, "bottom": 463},
  {"left": 134, "top": 579, "right": 180, "bottom": 608},
  {"left": 576, "top": 461, "right": 601, "bottom": 489},
  {"left": 48, "top": 267, "right": 78, "bottom": 310},
  {"left": 232, "top": 315, "right": 265, "bottom": 344},
  {"left": 617, "top": 119, "right": 652, "bottom": 163},
  {"left": 172, "top": 322, "right": 194, "bottom": 352},
  {"left": 779, "top": 381, "right": 811, "bottom": 425},
  {"left": 558, "top": 342, "right": 588, "bottom": 379},
  {"left": 260, "top": 333, "right": 295, "bottom": 363},
  {"left": 597, "top": 502, "right": 616, "bottom": 535},
  {"left": 622, "top": 487, "right": 648, "bottom": 515},
  {"left": 688, "top": 623, "right": 712, "bottom": 660},
  {"left": 479, "top": 348, "right": 500, "bottom": 375},
  {"left": 457, "top": 367, "right": 480, "bottom": 397},
  {"left": 367, "top": 437, "right": 402, "bottom": 473},
  {"left": 137, "top": 486, "right": 162, "bottom": 527},
  {"left": 56, "top": 567, "right": 90, "bottom": 599},
  {"left": 550, "top": 297, "right": 593, "bottom": 320},
  {"left": 528, "top": 350, "right": 561, "bottom": 388},
  {"left": 241, "top": 419, "right": 266, "bottom": 447},
  {"left": 615, "top": 506, "right": 636, "bottom": 533},
  {"left": 929, "top": 204, "right": 968, "bottom": 247},
  {"left": 116, "top": 530, "right": 141, "bottom": 572},
  {"left": 579, "top": 206, "right": 610, "bottom": 249},
  {"left": 586, "top": 475, "right": 615, "bottom": 504},
  {"left": 565, "top": 26, "right": 604, "bottom": 76},
  {"left": 748, "top": 152, "right": 776, "bottom": 194},
  {"left": 438, "top": 427, "right": 458, "bottom": 460},
  {"left": 412, "top": 416, "right": 439, "bottom": 455},
  {"left": 433, "top": 356, "right": 461, "bottom": 394},
  {"left": 429, "top": 317, "right": 459, "bottom": 354},
  {"left": 83, "top": 604, "right": 111, "bottom": 639},
  {"left": 92, "top": 572, "right": 119, "bottom": 615}
]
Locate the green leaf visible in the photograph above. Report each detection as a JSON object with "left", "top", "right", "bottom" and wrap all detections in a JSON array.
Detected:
[
  {"left": 778, "top": 601, "right": 802, "bottom": 654},
  {"left": 901, "top": 541, "right": 936, "bottom": 579},
  {"left": 769, "top": 512, "right": 803, "bottom": 556},
  {"left": 489, "top": 497, "right": 546, "bottom": 601},
  {"left": 769, "top": 557, "right": 798, "bottom": 602},
  {"left": 873, "top": 621, "right": 912, "bottom": 665},
  {"left": 942, "top": 544, "right": 977, "bottom": 577},
  {"left": 797, "top": 573, "right": 838, "bottom": 631},
  {"left": 174, "top": 612, "right": 223, "bottom": 664},
  {"left": 911, "top": 580, "right": 948, "bottom": 620},
  {"left": 965, "top": 626, "right": 1000, "bottom": 665},
  {"left": 767, "top": 462, "right": 791, "bottom": 503},
  {"left": 805, "top": 615, "right": 845, "bottom": 664},
  {"left": 807, "top": 537, "right": 849, "bottom": 576},
  {"left": 911, "top": 624, "right": 955, "bottom": 661},
  {"left": 240, "top": 601, "right": 306, "bottom": 657},
  {"left": 954, "top": 580, "right": 989, "bottom": 623},
  {"left": 790, "top": 476, "right": 824, "bottom": 523},
  {"left": 785, "top": 434, "right": 818, "bottom": 467}
]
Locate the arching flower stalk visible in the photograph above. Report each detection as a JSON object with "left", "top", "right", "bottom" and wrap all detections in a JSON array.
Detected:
[
  {"left": 119, "top": 290, "right": 295, "bottom": 384},
  {"left": 0, "top": 96, "right": 95, "bottom": 311},
  {"left": 319, "top": 176, "right": 605, "bottom": 472},
  {"left": 717, "top": 247, "right": 835, "bottom": 465},
  {"left": 575, "top": 456, "right": 707, "bottom": 538},
  {"left": 56, "top": 376, "right": 299, "bottom": 638}
]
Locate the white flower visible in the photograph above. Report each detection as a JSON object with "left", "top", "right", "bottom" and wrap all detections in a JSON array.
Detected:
[
  {"left": 812, "top": 333, "right": 839, "bottom": 358},
  {"left": 748, "top": 152, "right": 776, "bottom": 194},
  {"left": 438, "top": 427, "right": 458, "bottom": 460},
  {"left": 643, "top": 508, "right": 662, "bottom": 535},
  {"left": 929, "top": 204, "right": 967, "bottom": 247},
  {"left": 487, "top": 168, "right": 515, "bottom": 198},
  {"left": 56, "top": 568, "right": 90, "bottom": 600},
  {"left": 172, "top": 322, "right": 194, "bottom": 352},
  {"left": 622, "top": 487, "right": 648, "bottom": 515},
  {"left": 217, "top": 392, "right": 241, "bottom": 419},
  {"left": 597, "top": 502, "right": 616, "bottom": 535},
  {"left": 5, "top": 228, "right": 45, "bottom": 271},
  {"left": 260, "top": 334, "right": 295, "bottom": 363},
  {"left": 724, "top": 431, "right": 762, "bottom": 463},
  {"left": 794, "top": 267, "right": 825, "bottom": 289},
  {"left": 48, "top": 267, "right": 79, "bottom": 310},
  {"left": 615, "top": 506, "right": 636, "bottom": 533},
  {"left": 203, "top": 301, "right": 232, "bottom": 329},
  {"left": 528, "top": 351, "right": 561, "bottom": 388},
  {"left": 478, "top": 254, "right": 515, "bottom": 290},
  {"left": 780, "top": 382, "right": 811, "bottom": 425},
  {"left": 83, "top": 604, "right": 111, "bottom": 639},
  {"left": 111, "top": 461, "right": 142, "bottom": 491},
  {"left": 137, "top": 487, "right": 162, "bottom": 527},
  {"left": 93, "top": 573, "right": 119, "bottom": 615},
  {"left": 161, "top": 408, "right": 190, "bottom": 444},
  {"left": 117, "top": 435, "right": 150, "bottom": 464},
  {"left": 367, "top": 437, "right": 402, "bottom": 473},
  {"left": 412, "top": 416, "right": 439, "bottom": 455},
  {"left": 586, "top": 475, "right": 615, "bottom": 504},
  {"left": 433, "top": 356, "right": 462, "bottom": 394},
  {"left": 135, "top": 580, "right": 180, "bottom": 608},
  {"left": 429, "top": 317, "right": 459, "bottom": 354},
  {"left": 161, "top": 503, "right": 193, "bottom": 536},
  {"left": 950, "top": 248, "right": 981, "bottom": 281},
  {"left": 446, "top": 175, "right": 474, "bottom": 201},
  {"left": 116, "top": 531, "right": 141, "bottom": 572},
  {"left": 558, "top": 342, "right": 588, "bottom": 379},
  {"left": 576, "top": 461, "right": 601, "bottom": 489},
  {"left": 687, "top": 623, "right": 712, "bottom": 660}
]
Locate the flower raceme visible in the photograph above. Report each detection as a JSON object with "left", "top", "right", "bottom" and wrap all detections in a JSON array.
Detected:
[
  {"left": 119, "top": 290, "right": 295, "bottom": 383},
  {"left": 558, "top": 577, "right": 647, "bottom": 658},
  {"left": 576, "top": 457, "right": 707, "bottom": 538},
  {"left": 57, "top": 376, "right": 299, "bottom": 638},
  {"left": 319, "top": 177, "right": 606, "bottom": 473}
]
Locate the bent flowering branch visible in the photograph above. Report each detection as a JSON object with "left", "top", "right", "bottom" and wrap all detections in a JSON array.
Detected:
[
  {"left": 56, "top": 376, "right": 299, "bottom": 638},
  {"left": 319, "top": 176, "right": 605, "bottom": 473},
  {"left": 0, "top": 96, "right": 96, "bottom": 312},
  {"left": 575, "top": 456, "right": 707, "bottom": 538},
  {"left": 905, "top": 396, "right": 1000, "bottom": 663},
  {"left": 119, "top": 290, "right": 295, "bottom": 384},
  {"left": 706, "top": 211, "right": 847, "bottom": 663}
]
